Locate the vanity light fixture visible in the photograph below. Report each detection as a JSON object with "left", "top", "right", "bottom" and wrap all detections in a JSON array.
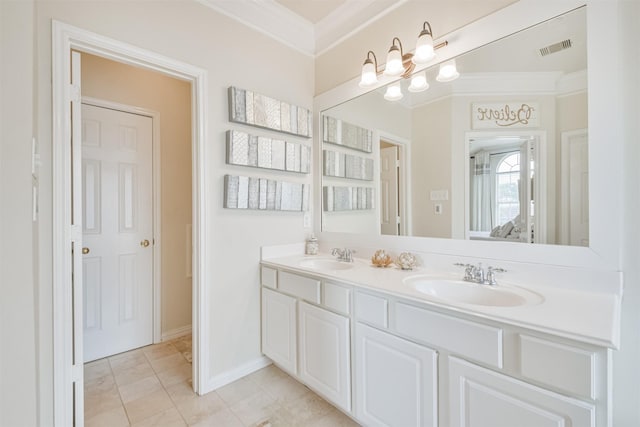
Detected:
[
  {"left": 359, "top": 51, "right": 379, "bottom": 88},
  {"left": 383, "top": 82, "right": 404, "bottom": 101},
  {"left": 436, "top": 59, "right": 460, "bottom": 82},
  {"left": 408, "top": 70, "right": 429, "bottom": 92},
  {"left": 358, "top": 21, "right": 448, "bottom": 88},
  {"left": 412, "top": 21, "right": 436, "bottom": 64},
  {"left": 383, "top": 37, "right": 408, "bottom": 77}
]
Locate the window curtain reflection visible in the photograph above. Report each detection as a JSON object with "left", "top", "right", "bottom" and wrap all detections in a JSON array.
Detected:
[{"left": 470, "top": 151, "right": 493, "bottom": 231}]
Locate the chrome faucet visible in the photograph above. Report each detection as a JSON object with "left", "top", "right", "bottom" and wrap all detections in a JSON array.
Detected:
[
  {"left": 455, "top": 263, "right": 506, "bottom": 285},
  {"left": 331, "top": 248, "right": 355, "bottom": 262}
]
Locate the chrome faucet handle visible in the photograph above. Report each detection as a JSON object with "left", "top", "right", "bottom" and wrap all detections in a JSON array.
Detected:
[
  {"left": 454, "top": 263, "right": 475, "bottom": 281},
  {"left": 473, "top": 263, "right": 485, "bottom": 283},
  {"left": 486, "top": 266, "right": 506, "bottom": 285}
]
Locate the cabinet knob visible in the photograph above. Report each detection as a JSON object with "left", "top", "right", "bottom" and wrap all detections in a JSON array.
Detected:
[
  {"left": 82, "top": 247, "right": 90, "bottom": 255},
  {"left": 140, "top": 239, "right": 150, "bottom": 248}
]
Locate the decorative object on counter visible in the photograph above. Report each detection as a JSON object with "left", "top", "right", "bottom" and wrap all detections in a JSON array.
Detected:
[
  {"left": 371, "top": 249, "right": 394, "bottom": 268},
  {"left": 305, "top": 234, "right": 319, "bottom": 255},
  {"left": 323, "top": 115, "right": 373, "bottom": 153},
  {"left": 323, "top": 186, "right": 375, "bottom": 211},
  {"left": 323, "top": 150, "right": 374, "bottom": 181},
  {"left": 224, "top": 175, "right": 309, "bottom": 211},
  {"left": 226, "top": 130, "right": 310, "bottom": 173},
  {"left": 395, "top": 252, "right": 418, "bottom": 270},
  {"left": 228, "top": 87, "right": 312, "bottom": 137}
]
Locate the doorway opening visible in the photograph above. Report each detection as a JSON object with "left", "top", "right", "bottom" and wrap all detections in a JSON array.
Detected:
[
  {"left": 379, "top": 134, "right": 411, "bottom": 236},
  {"left": 52, "top": 22, "right": 208, "bottom": 426}
]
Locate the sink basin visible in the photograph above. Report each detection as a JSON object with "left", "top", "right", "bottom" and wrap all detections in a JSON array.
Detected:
[
  {"left": 298, "top": 258, "right": 354, "bottom": 271},
  {"left": 404, "top": 277, "right": 543, "bottom": 307}
]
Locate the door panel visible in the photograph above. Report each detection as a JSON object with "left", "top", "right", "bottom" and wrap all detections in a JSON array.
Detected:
[
  {"left": 82, "top": 103, "right": 153, "bottom": 362},
  {"left": 380, "top": 145, "right": 399, "bottom": 235}
]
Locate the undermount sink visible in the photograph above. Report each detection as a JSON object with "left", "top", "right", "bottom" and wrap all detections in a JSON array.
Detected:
[
  {"left": 403, "top": 276, "right": 543, "bottom": 307},
  {"left": 298, "top": 258, "right": 355, "bottom": 271}
]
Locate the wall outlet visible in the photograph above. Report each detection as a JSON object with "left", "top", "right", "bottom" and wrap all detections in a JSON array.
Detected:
[
  {"left": 434, "top": 203, "right": 443, "bottom": 215},
  {"left": 303, "top": 212, "right": 311, "bottom": 228}
]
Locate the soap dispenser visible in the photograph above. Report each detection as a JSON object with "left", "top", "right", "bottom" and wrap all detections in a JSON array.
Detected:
[{"left": 305, "top": 234, "right": 319, "bottom": 255}]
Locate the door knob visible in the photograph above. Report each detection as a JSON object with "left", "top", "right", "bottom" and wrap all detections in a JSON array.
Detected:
[
  {"left": 82, "top": 247, "right": 90, "bottom": 255},
  {"left": 140, "top": 239, "right": 150, "bottom": 248}
]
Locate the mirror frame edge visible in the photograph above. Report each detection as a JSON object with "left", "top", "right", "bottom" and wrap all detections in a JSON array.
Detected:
[{"left": 313, "top": 0, "right": 621, "bottom": 272}]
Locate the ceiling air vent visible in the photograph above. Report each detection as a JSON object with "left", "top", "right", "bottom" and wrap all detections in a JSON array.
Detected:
[{"left": 538, "top": 39, "right": 572, "bottom": 57}]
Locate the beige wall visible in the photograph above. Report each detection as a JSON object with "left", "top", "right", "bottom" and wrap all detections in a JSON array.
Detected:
[
  {"left": 81, "top": 53, "right": 193, "bottom": 337},
  {"left": 0, "top": 1, "right": 39, "bottom": 425},
  {"left": 411, "top": 98, "right": 452, "bottom": 238},
  {"left": 31, "top": 0, "right": 313, "bottom": 420},
  {"left": 314, "top": 0, "right": 516, "bottom": 95}
]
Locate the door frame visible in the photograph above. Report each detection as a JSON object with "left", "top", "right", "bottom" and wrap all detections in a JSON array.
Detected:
[
  {"left": 81, "top": 97, "right": 164, "bottom": 344},
  {"left": 52, "top": 21, "right": 209, "bottom": 426},
  {"left": 560, "top": 128, "right": 588, "bottom": 245},
  {"left": 377, "top": 131, "right": 412, "bottom": 236}
]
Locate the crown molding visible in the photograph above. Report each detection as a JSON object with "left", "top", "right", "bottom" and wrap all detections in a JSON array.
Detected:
[
  {"left": 197, "top": 0, "right": 406, "bottom": 57},
  {"left": 197, "top": 0, "right": 315, "bottom": 56},
  {"left": 315, "top": 0, "right": 410, "bottom": 56}
]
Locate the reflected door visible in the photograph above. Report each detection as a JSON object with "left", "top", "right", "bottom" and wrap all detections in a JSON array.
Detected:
[
  {"left": 81, "top": 103, "right": 154, "bottom": 362},
  {"left": 380, "top": 145, "right": 399, "bottom": 235},
  {"left": 561, "top": 130, "right": 589, "bottom": 246}
]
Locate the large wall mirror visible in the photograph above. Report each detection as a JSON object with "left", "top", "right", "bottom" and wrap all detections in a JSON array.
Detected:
[{"left": 320, "top": 6, "right": 587, "bottom": 247}]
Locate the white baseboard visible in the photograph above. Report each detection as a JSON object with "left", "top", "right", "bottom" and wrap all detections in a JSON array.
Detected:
[
  {"left": 161, "top": 325, "right": 192, "bottom": 342},
  {"left": 204, "top": 356, "right": 272, "bottom": 393}
]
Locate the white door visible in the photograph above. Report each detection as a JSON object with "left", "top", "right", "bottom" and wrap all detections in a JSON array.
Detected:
[
  {"left": 355, "top": 322, "right": 438, "bottom": 427},
  {"left": 561, "top": 130, "right": 589, "bottom": 246},
  {"left": 261, "top": 288, "right": 297, "bottom": 375},
  {"left": 82, "top": 103, "right": 154, "bottom": 362},
  {"left": 448, "top": 356, "right": 595, "bottom": 427},
  {"left": 568, "top": 132, "right": 589, "bottom": 246},
  {"left": 298, "top": 301, "right": 351, "bottom": 412},
  {"left": 381, "top": 145, "right": 399, "bottom": 235}
]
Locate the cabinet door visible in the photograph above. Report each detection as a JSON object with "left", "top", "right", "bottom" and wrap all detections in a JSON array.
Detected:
[
  {"left": 355, "top": 322, "right": 438, "bottom": 427},
  {"left": 262, "top": 288, "right": 297, "bottom": 375},
  {"left": 299, "top": 301, "right": 351, "bottom": 412},
  {"left": 448, "top": 356, "right": 596, "bottom": 427}
]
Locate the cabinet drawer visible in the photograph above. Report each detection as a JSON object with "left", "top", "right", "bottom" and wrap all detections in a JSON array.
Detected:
[
  {"left": 278, "top": 271, "right": 321, "bottom": 303},
  {"left": 323, "top": 282, "right": 351, "bottom": 315},
  {"left": 261, "top": 266, "right": 278, "bottom": 289},
  {"left": 519, "top": 335, "right": 596, "bottom": 399},
  {"left": 355, "top": 292, "right": 388, "bottom": 328},
  {"left": 395, "top": 302, "right": 503, "bottom": 368}
]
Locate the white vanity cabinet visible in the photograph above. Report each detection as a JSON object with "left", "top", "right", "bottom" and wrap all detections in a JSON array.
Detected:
[
  {"left": 261, "top": 287, "right": 297, "bottom": 375},
  {"left": 299, "top": 301, "right": 351, "bottom": 412},
  {"left": 260, "top": 263, "right": 610, "bottom": 426},
  {"left": 449, "top": 356, "right": 596, "bottom": 427},
  {"left": 355, "top": 322, "right": 438, "bottom": 427},
  {"left": 260, "top": 267, "right": 352, "bottom": 412}
]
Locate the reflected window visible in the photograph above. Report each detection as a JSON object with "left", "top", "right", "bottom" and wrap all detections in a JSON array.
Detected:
[{"left": 495, "top": 153, "right": 520, "bottom": 226}]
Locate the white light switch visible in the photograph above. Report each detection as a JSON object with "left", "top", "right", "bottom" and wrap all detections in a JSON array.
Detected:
[{"left": 303, "top": 212, "right": 311, "bottom": 228}]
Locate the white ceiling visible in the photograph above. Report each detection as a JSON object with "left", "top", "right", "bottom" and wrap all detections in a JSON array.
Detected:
[{"left": 197, "top": 0, "right": 406, "bottom": 56}]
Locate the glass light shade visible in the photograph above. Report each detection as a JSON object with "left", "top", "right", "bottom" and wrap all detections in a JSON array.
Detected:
[
  {"left": 359, "top": 59, "right": 378, "bottom": 88},
  {"left": 383, "top": 82, "right": 403, "bottom": 101},
  {"left": 436, "top": 59, "right": 460, "bottom": 82},
  {"left": 408, "top": 71, "right": 429, "bottom": 92},
  {"left": 412, "top": 32, "right": 435, "bottom": 64},
  {"left": 383, "top": 46, "right": 404, "bottom": 76}
]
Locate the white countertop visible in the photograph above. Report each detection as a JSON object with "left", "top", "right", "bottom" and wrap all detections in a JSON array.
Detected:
[{"left": 261, "top": 253, "right": 621, "bottom": 349}]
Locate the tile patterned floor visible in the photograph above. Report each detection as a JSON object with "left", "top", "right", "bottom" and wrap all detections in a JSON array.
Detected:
[{"left": 84, "top": 336, "right": 360, "bottom": 426}]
